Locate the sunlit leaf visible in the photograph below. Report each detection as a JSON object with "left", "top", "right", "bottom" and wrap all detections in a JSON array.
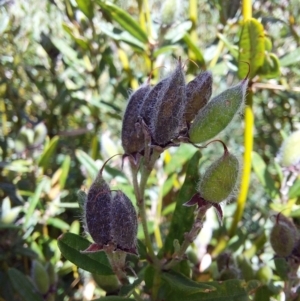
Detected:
[
  {"left": 76, "top": 0, "right": 94, "bottom": 20},
  {"left": 96, "top": 1, "right": 148, "bottom": 43},
  {"left": 38, "top": 136, "right": 59, "bottom": 169},
  {"left": 238, "top": 18, "right": 265, "bottom": 79}
]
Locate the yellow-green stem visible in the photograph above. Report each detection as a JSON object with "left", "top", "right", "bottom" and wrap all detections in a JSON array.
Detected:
[
  {"left": 229, "top": 89, "right": 254, "bottom": 237},
  {"left": 228, "top": 0, "right": 253, "bottom": 237}
]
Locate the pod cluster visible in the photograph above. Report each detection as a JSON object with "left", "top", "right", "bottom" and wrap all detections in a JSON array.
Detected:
[
  {"left": 83, "top": 171, "right": 138, "bottom": 255},
  {"left": 270, "top": 213, "right": 300, "bottom": 259},
  {"left": 121, "top": 58, "right": 248, "bottom": 156}
]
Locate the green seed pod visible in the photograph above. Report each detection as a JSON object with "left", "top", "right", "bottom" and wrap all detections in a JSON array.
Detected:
[
  {"left": 219, "top": 266, "right": 240, "bottom": 280},
  {"left": 31, "top": 260, "right": 50, "bottom": 294},
  {"left": 111, "top": 191, "right": 138, "bottom": 255},
  {"left": 121, "top": 83, "right": 151, "bottom": 155},
  {"left": 189, "top": 80, "right": 248, "bottom": 144},
  {"left": 151, "top": 59, "right": 186, "bottom": 145},
  {"left": 85, "top": 172, "right": 112, "bottom": 246},
  {"left": 198, "top": 152, "right": 240, "bottom": 204},
  {"left": 185, "top": 71, "right": 213, "bottom": 124},
  {"left": 270, "top": 222, "right": 295, "bottom": 257},
  {"left": 279, "top": 130, "right": 300, "bottom": 167}
]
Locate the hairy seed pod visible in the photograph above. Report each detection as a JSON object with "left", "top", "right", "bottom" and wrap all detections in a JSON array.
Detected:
[
  {"left": 185, "top": 71, "right": 213, "bottom": 124},
  {"left": 151, "top": 59, "right": 186, "bottom": 145},
  {"left": 111, "top": 191, "right": 138, "bottom": 255},
  {"left": 121, "top": 83, "right": 151, "bottom": 155},
  {"left": 198, "top": 152, "right": 240, "bottom": 204},
  {"left": 85, "top": 172, "right": 112, "bottom": 246},
  {"left": 279, "top": 130, "right": 300, "bottom": 167},
  {"left": 270, "top": 222, "right": 296, "bottom": 257},
  {"left": 139, "top": 77, "right": 169, "bottom": 127},
  {"left": 189, "top": 80, "right": 248, "bottom": 144}
]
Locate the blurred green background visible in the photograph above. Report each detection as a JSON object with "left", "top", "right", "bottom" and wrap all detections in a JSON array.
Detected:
[{"left": 0, "top": 0, "right": 300, "bottom": 300}]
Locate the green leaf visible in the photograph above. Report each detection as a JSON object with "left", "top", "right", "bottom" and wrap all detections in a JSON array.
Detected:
[
  {"left": 75, "top": 149, "right": 99, "bottom": 179},
  {"left": 59, "top": 155, "right": 71, "bottom": 189},
  {"left": 289, "top": 178, "right": 300, "bottom": 199},
  {"left": 24, "top": 177, "right": 49, "bottom": 229},
  {"left": 162, "top": 271, "right": 251, "bottom": 301},
  {"left": 238, "top": 18, "right": 265, "bottom": 79},
  {"left": 76, "top": 0, "right": 94, "bottom": 19},
  {"left": 182, "top": 33, "right": 205, "bottom": 66},
  {"left": 253, "top": 285, "right": 273, "bottom": 301},
  {"left": 57, "top": 232, "right": 114, "bottom": 275},
  {"left": 252, "top": 151, "right": 278, "bottom": 199},
  {"left": 161, "top": 271, "right": 215, "bottom": 297},
  {"left": 47, "top": 217, "right": 70, "bottom": 230},
  {"left": 217, "top": 33, "right": 238, "bottom": 59},
  {"left": 8, "top": 268, "right": 44, "bottom": 301},
  {"left": 38, "top": 136, "right": 59, "bottom": 169},
  {"left": 161, "top": 151, "right": 200, "bottom": 257},
  {"left": 274, "top": 257, "right": 289, "bottom": 280},
  {"left": 96, "top": 1, "right": 148, "bottom": 43},
  {"left": 257, "top": 52, "right": 280, "bottom": 79},
  {"left": 279, "top": 47, "right": 300, "bottom": 67}
]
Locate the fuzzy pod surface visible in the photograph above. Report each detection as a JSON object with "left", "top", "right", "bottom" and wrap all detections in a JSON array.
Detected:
[
  {"left": 198, "top": 152, "right": 240, "bottom": 204},
  {"left": 151, "top": 60, "right": 186, "bottom": 145},
  {"left": 270, "top": 222, "right": 296, "bottom": 257},
  {"left": 279, "top": 130, "right": 300, "bottom": 167},
  {"left": 139, "top": 77, "right": 169, "bottom": 127},
  {"left": 121, "top": 83, "right": 151, "bottom": 154},
  {"left": 184, "top": 71, "right": 213, "bottom": 124},
  {"left": 85, "top": 173, "right": 112, "bottom": 246},
  {"left": 111, "top": 191, "right": 138, "bottom": 254},
  {"left": 189, "top": 80, "right": 248, "bottom": 144}
]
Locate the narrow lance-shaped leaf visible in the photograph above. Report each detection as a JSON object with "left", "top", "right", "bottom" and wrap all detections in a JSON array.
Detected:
[
  {"left": 238, "top": 18, "right": 265, "bottom": 79},
  {"left": 96, "top": 1, "right": 148, "bottom": 44},
  {"left": 57, "top": 232, "right": 114, "bottom": 275}
]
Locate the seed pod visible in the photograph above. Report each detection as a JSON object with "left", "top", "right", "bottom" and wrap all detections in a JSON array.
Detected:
[
  {"left": 279, "top": 130, "right": 300, "bottom": 167},
  {"left": 184, "top": 71, "right": 213, "bottom": 124},
  {"left": 270, "top": 222, "right": 296, "bottom": 257},
  {"left": 31, "top": 260, "right": 50, "bottom": 295},
  {"left": 189, "top": 79, "right": 248, "bottom": 144},
  {"left": 139, "top": 77, "right": 169, "bottom": 127},
  {"left": 151, "top": 59, "right": 186, "bottom": 145},
  {"left": 121, "top": 83, "right": 151, "bottom": 155},
  {"left": 85, "top": 172, "right": 112, "bottom": 246},
  {"left": 198, "top": 152, "right": 240, "bottom": 204},
  {"left": 110, "top": 191, "right": 138, "bottom": 255}
]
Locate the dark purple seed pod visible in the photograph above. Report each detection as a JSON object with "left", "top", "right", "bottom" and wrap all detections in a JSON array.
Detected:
[
  {"left": 85, "top": 173, "right": 112, "bottom": 246},
  {"left": 151, "top": 58, "right": 186, "bottom": 145},
  {"left": 110, "top": 191, "right": 138, "bottom": 255},
  {"left": 139, "top": 77, "right": 169, "bottom": 127},
  {"left": 121, "top": 83, "right": 151, "bottom": 155},
  {"left": 184, "top": 71, "right": 213, "bottom": 124}
]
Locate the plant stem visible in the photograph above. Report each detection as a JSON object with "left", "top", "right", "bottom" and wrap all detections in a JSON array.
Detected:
[
  {"left": 163, "top": 204, "right": 211, "bottom": 270},
  {"left": 130, "top": 157, "right": 160, "bottom": 266}
]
